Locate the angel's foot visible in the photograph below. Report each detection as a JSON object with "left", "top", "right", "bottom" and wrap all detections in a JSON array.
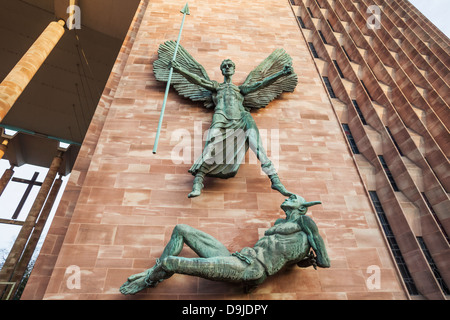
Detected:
[
  {"left": 269, "top": 174, "right": 292, "bottom": 196},
  {"left": 188, "top": 177, "right": 204, "bottom": 198}
]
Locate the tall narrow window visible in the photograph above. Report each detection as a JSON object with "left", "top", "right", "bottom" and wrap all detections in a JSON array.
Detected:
[
  {"left": 318, "top": 30, "right": 328, "bottom": 44},
  {"left": 360, "top": 80, "right": 373, "bottom": 100},
  {"left": 307, "top": 7, "right": 314, "bottom": 17},
  {"left": 342, "top": 124, "right": 360, "bottom": 154},
  {"left": 424, "top": 157, "right": 447, "bottom": 193},
  {"left": 308, "top": 42, "right": 319, "bottom": 58},
  {"left": 333, "top": 60, "right": 344, "bottom": 78},
  {"left": 385, "top": 126, "right": 403, "bottom": 156},
  {"left": 315, "top": 0, "right": 322, "bottom": 8},
  {"left": 342, "top": 46, "right": 352, "bottom": 61},
  {"left": 322, "top": 76, "right": 336, "bottom": 98},
  {"left": 352, "top": 100, "right": 367, "bottom": 125},
  {"left": 417, "top": 237, "right": 450, "bottom": 295},
  {"left": 297, "top": 16, "right": 306, "bottom": 29},
  {"left": 378, "top": 155, "right": 399, "bottom": 191},
  {"left": 369, "top": 191, "right": 419, "bottom": 295},
  {"left": 422, "top": 192, "right": 450, "bottom": 244},
  {"left": 327, "top": 19, "right": 335, "bottom": 32}
]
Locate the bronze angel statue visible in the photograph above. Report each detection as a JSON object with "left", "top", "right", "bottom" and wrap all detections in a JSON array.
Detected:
[{"left": 153, "top": 41, "right": 298, "bottom": 198}]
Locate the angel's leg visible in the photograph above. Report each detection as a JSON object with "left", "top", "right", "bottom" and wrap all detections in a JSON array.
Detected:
[
  {"left": 188, "top": 164, "right": 208, "bottom": 198},
  {"left": 246, "top": 127, "right": 275, "bottom": 175},
  {"left": 246, "top": 126, "right": 292, "bottom": 196}
]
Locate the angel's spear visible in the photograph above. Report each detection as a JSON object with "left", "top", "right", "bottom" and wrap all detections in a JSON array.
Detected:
[{"left": 153, "top": 3, "right": 190, "bottom": 154}]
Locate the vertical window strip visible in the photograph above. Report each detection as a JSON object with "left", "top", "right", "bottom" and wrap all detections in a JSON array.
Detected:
[
  {"left": 417, "top": 237, "right": 450, "bottom": 295},
  {"left": 307, "top": 7, "right": 314, "bottom": 18},
  {"left": 421, "top": 192, "right": 450, "bottom": 244},
  {"left": 385, "top": 127, "right": 404, "bottom": 156},
  {"left": 368, "top": 191, "right": 419, "bottom": 295},
  {"left": 352, "top": 100, "right": 367, "bottom": 125},
  {"left": 318, "top": 30, "right": 328, "bottom": 44},
  {"left": 342, "top": 46, "right": 352, "bottom": 61},
  {"left": 342, "top": 124, "right": 360, "bottom": 154},
  {"left": 308, "top": 42, "right": 319, "bottom": 58},
  {"left": 424, "top": 157, "right": 447, "bottom": 193},
  {"left": 378, "top": 155, "right": 400, "bottom": 191},
  {"left": 333, "top": 60, "right": 344, "bottom": 78},
  {"left": 360, "top": 80, "right": 373, "bottom": 101},
  {"left": 322, "top": 76, "right": 336, "bottom": 98},
  {"left": 297, "top": 16, "right": 306, "bottom": 29},
  {"left": 327, "top": 19, "right": 335, "bottom": 32}
]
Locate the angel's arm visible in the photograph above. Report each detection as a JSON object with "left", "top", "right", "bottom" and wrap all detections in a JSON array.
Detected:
[
  {"left": 240, "top": 65, "right": 293, "bottom": 95},
  {"left": 170, "top": 61, "right": 217, "bottom": 92}
]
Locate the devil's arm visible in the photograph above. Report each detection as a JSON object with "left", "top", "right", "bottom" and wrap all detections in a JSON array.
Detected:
[
  {"left": 264, "top": 221, "right": 302, "bottom": 236},
  {"left": 297, "top": 215, "right": 330, "bottom": 268}
]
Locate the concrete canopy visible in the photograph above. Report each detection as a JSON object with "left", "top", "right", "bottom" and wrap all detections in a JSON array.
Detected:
[{"left": 0, "top": 0, "right": 140, "bottom": 175}]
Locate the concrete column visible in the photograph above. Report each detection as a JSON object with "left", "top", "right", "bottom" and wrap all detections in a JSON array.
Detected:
[
  {"left": 0, "top": 20, "right": 66, "bottom": 121},
  {"left": 0, "top": 152, "right": 63, "bottom": 296},
  {"left": 0, "top": 139, "right": 8, "bottom": 159},
  {"left": 0, "top": 164, "right": 14, "bottom": 196},
  {"left": 9, "top": 175, "right": 64, "bottom": 294}
]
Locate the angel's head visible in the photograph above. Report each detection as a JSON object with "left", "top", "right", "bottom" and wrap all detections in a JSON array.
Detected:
[{"left": 220, "top": 59, "right": 235, "bottom": 76}]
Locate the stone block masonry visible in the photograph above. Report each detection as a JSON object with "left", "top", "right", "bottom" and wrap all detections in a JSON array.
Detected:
[{"left": 23, "top": 0, "right": 407, "bottom": 300}]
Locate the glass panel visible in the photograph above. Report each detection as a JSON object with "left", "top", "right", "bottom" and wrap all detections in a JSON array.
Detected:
[
  {"left": 368, "top": 191, "right": 419, "bottom": 295},
  {"left": 0, "top": 224, "right": 21, "bottom": 269}
]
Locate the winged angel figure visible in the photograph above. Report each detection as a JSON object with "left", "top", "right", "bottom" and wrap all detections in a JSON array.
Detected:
[{"left": 154, "top": 41, "right": 298, "bottom": 198}]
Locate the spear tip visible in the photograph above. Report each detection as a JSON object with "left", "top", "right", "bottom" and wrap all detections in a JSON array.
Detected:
[{"left": 180, "top": 3, "right": 190, "bottom": 15}]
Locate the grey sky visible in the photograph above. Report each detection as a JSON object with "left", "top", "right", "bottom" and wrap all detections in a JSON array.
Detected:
[
  {"left": 409, "top": 0, "right": 450, "bottom": 37},
  {"left": 0, "top": 160, "right": 67, "bottom": 257}
]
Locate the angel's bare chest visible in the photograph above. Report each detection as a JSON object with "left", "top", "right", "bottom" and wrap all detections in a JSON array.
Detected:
[
  {"left": 214, "top": 83, "right": 244, "bottom": 104},
  {"left": 212, "top": 83, "right": 245, "bottom": 119}
]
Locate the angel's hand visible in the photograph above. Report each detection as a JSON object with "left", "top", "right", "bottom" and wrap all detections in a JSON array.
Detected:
[{"left": 282, "top": 65, "right": 293, "bottom": 75}]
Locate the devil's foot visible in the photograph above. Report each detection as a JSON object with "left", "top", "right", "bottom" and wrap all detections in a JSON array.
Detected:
[
  {"left": 120, "top": 272, "right": 149, "bottom": 295},
  {"left": 126, "top": 270, "right": 147, "bottom": 282},
  {"left": 120, "top": 263, "right": 165, "bottom": 295}
]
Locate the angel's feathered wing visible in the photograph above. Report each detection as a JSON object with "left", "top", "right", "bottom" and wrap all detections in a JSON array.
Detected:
[
  {"left": 153, "top": 40, "right": 214, "bottom": 108},
  {"left": 240, "top": 49, "right": 298, "bottom": 110}
]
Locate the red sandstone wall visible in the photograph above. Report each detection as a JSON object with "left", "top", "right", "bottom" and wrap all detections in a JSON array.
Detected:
[{"left": 24, "top": 0, "right": 407, "bottom": 300}]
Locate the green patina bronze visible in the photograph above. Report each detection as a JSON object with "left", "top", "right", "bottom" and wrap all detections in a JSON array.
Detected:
[
  {"left": 153, "top": 42, "right": 299, "bottom": 198},
  {"left": 120, "top": 194, "right": 330, "bottom": 295}
]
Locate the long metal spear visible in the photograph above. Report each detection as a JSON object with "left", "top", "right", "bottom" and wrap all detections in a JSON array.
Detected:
[{"left": 153, "top": 3, "right": 190, "bottom": 154}]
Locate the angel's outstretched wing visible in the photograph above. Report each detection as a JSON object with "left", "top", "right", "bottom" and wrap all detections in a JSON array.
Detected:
[
  {"left": 153, "top": 40, "right": 214, "bottom": 109},
  {"left": 240, "top": 49, "right": 298, "bottom": 110}
]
